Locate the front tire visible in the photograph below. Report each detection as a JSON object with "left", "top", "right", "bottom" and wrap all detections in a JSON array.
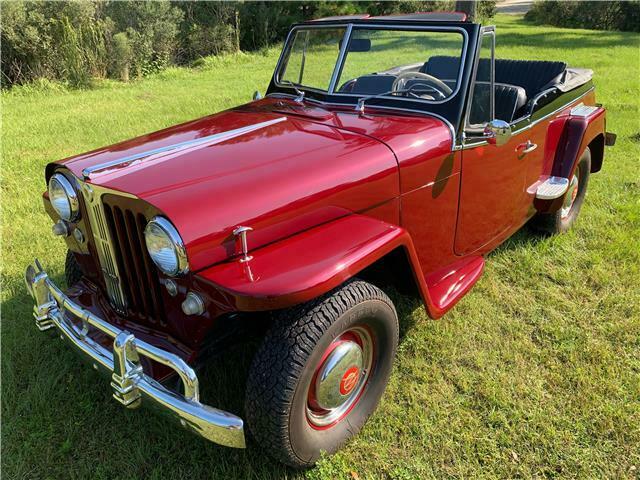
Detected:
[
  {"left": 531, "top": 147, "right": 591, "bottom": 235},
  {"left": 64, "top": 250, "right": 83, "bottom": 287},
  {"left": 245, "top": 280, "right": 399, "bottom": 468}
]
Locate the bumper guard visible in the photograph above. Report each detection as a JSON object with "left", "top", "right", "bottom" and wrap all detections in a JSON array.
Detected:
[{"left": 24, "top": 259, "right": 245, "bottom": 449}]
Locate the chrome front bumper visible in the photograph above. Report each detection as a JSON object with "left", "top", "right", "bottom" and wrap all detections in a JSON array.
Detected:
[{"left": 24, "top": 260, "right": 245, "bottom": 449}]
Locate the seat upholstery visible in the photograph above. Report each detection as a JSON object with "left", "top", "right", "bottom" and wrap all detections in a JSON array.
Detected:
[
  {"left": 468, "top": 82, "right": 527, "bottom": 124},
  {"left": 422, "top": 55, "right": 567, "bottom": 102}
]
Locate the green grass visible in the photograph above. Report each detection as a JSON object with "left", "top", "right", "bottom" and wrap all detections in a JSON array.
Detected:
[{"left": 2, "top": 14, "right": 639, "bottom": 479}]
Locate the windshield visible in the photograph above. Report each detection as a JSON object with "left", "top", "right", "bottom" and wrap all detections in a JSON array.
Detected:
[
  {"left": 279, "top": 27, "right": 346, "bottom": 91},
  {"left": 277, "top": 26, "right": 465, "bottom": 103}
]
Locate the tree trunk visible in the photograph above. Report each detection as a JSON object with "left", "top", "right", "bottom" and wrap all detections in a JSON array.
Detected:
[{"left": 455, "top": 1, "right": 477, "bottom": 22}]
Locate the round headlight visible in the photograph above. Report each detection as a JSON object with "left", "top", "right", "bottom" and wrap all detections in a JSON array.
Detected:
[
  {"left": 144, "top": 216, "right": 188, "bottom": 276},
  {"left": 48, "top": 173, "right": 79, "bottom": 221}
]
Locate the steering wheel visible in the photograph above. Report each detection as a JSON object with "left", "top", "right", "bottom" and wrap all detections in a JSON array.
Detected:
[{"left": 391, "top": 72, "right": 453, "bottom": 100}]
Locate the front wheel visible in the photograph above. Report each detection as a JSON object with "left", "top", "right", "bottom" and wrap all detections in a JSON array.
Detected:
[
  {"left": 531, "top": 147, "right": 591, "bottom": 235},
  {"left": 245, "top": 280, "right": 399, "bottom": 468}
]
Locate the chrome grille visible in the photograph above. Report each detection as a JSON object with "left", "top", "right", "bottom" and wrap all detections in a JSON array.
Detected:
[
  {"left": 81, "top": 184, "right": 127, "bottom": 313},
  {"left": 102, "top": 201, "right": 166, "bottom": 325}
]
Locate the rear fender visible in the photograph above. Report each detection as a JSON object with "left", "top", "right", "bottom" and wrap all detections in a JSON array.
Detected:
[
  {"left": 535, "top": 105, "right": 606, "bottom": 213},
  {"left": 196, "top": 215, "right": 446, "bottom": 318}
]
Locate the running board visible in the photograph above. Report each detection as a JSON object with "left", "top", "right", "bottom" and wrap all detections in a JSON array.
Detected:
[{"left": 534, "top": 176, "right": 569, "bottom": 200}]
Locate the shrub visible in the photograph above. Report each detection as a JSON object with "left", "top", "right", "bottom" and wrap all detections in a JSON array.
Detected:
[{"left": 525, "top": 1, "right": 640, "bottom": 32}]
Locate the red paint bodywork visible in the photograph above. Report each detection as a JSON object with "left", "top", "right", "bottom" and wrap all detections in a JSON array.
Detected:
[{"left": 49, "top": 88, "right": 607, "bottom": 371}]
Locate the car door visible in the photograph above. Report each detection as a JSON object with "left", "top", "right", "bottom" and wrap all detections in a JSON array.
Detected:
[{"left": 454, "top": 28, "right": 531, "bottom": 255}]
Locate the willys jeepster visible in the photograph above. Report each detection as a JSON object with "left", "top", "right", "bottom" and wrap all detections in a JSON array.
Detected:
[{"left": 25, "top": 12, "right": 615, "bottom": 467}]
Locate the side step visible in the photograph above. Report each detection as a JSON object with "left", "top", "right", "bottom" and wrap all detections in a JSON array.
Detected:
[{"left": 535, "top": 176, "right": 569, "bottom": 200}]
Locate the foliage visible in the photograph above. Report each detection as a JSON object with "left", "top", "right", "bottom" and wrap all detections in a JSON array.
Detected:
[
  {"left": 1, "top": 1, "right": 497, "bottom": 88},
  {"left": 525, "top": 1, "right": 640, "bottom": 32},
  {"left": 2, "top": 15, "right": 639, "bottom": 479}
]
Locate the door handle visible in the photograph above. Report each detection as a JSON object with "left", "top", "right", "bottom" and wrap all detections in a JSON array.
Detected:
[{"left": 516, "top": 140, "right": 537, "bottom": 155}]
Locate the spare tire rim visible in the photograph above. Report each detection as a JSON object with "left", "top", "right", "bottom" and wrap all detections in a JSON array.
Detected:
[
  {"left": 561, "top": 169, "right": 580, "bottom": 219},
  {"left": 306, "top": 326, "right": 374, "bottom": 429}
]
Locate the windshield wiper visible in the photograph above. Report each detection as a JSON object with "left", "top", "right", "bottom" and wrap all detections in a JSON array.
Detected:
[
  {"left": 355, "top": 88, "right": 412, "bottom": 113},
  {"left": 280, "top": 80, "right": 306, "bottom": 103}
]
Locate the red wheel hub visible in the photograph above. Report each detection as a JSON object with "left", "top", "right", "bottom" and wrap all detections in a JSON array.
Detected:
[{"left": 306, "top": 327, "right": 373, "bottom": 430}]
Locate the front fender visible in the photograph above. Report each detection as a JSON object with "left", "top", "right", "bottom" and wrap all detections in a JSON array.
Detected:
[{"left": 197, "top": 214, "right": 443, "bottom": 316}]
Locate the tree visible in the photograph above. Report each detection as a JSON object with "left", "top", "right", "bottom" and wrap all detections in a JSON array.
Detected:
[{"left": 455, "top": 0, "right": 477, "bottom": 21}]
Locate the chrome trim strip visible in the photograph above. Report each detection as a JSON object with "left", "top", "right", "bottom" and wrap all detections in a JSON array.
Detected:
[
  {"left": 460, "top": 87, "right": 595, "bottom": 150},
  {"left": 25, "top": 261, "right": 246, "bottom": 449},
  {"left": 511, "top": 86, "right": 594, "bottom": 135},
  {"left": 82, "top": 117, "right": 287, "bottom": 179},
  {"left": 266, "top": 92, "right": 457, "bottom": 149}
]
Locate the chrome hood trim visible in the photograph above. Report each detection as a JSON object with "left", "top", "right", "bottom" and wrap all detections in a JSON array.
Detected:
[{"left": 82, "top": 117, "right": 287, "bottom": 179}]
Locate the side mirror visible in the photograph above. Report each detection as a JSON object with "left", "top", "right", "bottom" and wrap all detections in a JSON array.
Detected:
[
  {"left": 484, "top": 119, "right": 511, "bottom": 146},
  {"left": 252, "top": 91, "right": 263, "bottom": 101}
]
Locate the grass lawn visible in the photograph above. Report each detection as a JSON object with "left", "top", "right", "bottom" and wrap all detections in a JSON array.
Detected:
[{"left": 2, "top": 14, "right": 639, "bottom": 479}]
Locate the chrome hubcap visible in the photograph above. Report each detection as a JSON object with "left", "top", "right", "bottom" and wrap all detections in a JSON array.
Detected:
[
  {"left": 560, "top": 171, "right": 579, "bottom": 219},
  {"left": 306, "top": 327, "right": 373, "bottom": 428}
]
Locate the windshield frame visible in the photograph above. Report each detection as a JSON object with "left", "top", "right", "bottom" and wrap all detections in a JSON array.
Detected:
[{"left": 273, "top": 23, "right": 469, "bottom": 106}]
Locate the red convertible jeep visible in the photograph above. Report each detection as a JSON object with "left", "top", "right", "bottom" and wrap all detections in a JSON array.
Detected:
[{"left": 25, "top": 12, "right": 614, "bottom": 467}]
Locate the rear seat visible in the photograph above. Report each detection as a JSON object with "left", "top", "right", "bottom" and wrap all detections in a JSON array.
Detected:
[{"left": 422, "top": 55, "right": 567, "bottom": 120}]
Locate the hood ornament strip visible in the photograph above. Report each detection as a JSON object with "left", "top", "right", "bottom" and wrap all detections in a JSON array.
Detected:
[{"left": 82, "top": 117, "right": 287, "bottom": 180}]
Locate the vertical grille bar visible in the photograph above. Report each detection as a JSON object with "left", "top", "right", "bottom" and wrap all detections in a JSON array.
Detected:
[
  {"left": 134, "top": 213, "right": 167, "bottom": 325},
  {"left": 104, "top": 205, "right": 144, "bottom": 316},
  {"left": 123, "top": 210, "right": 157, "bottom": 322}
]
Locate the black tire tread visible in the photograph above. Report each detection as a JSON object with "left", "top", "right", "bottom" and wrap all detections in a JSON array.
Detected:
[{"left": 244, "top": 279, "right": 397, "bottom": 467}]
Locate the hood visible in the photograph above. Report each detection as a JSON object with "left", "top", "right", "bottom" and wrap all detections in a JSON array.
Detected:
[{"left": 58, "top": 104, "right": 401, "bottom": 271}]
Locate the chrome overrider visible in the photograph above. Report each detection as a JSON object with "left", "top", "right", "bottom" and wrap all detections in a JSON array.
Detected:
[{"left": 24, "top": 259, "right": 245, "bottom": 449}]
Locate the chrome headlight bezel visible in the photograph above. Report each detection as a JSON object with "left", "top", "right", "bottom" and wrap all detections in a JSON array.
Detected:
[
  {"left": 144, "top": 216, "right": 189, "bottom": 276},
  {"left": 48, "top": 173, "right": 80, "bottom": 222}
]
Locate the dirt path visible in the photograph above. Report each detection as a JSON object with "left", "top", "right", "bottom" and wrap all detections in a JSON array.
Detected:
[{"left": 496, "top": 0, "right": 534, "bottom": 15}]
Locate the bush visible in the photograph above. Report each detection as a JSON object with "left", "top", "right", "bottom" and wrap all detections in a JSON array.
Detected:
[
  {"left": 525, "top": 1, "right": 640, "bottom": 32},
  {"left": 1, "top": 0, "right": 497, "bottom": 88}
]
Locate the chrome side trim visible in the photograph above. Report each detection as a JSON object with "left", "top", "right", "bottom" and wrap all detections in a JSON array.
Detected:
[
  {"left": 511, "top": 86, "right": 594, "bottom": 136},
  {"left": 82, "top": 117, "right": 287, "bottom": 179},
  {"left": 25, "top": 261, "right": 245, "bottom": 449},
  {"left": 460, "top": 87, "right": 595, "bottom": 150}
]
